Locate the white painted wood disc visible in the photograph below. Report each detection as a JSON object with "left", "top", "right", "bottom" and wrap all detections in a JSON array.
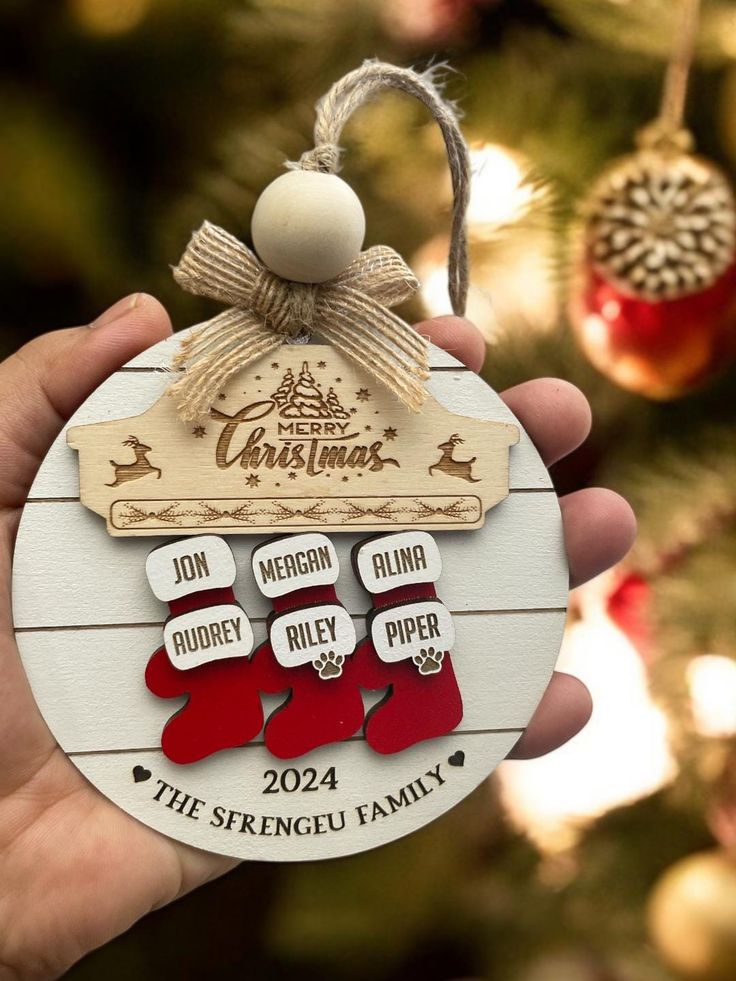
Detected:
[{"left": 12, "top": 329, "right": 568, "bottom": 862}]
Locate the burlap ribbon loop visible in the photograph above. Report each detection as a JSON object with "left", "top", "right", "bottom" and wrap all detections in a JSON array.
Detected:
[
  {"left": 169, "top": 221, "right": 428, "bottom": 422},
  {"left": 250, "top": 267, "right": 318, "bottom": 337}
]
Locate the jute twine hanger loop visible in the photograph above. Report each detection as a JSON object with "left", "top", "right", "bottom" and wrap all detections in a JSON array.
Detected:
[
  {"left": 169, "top": 60, "right": 470, "bottom": 422},
  {"left": 293, "top": 60, "right": 470, "bottom": 315}
]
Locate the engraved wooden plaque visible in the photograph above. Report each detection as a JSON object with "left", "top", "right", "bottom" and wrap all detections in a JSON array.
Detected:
[{"left": 66, "top": 346, "right": 519, "bottom": 536}]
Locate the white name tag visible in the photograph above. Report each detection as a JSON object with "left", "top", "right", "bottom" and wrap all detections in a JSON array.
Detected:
[
  {"left": 270, "top": 604, "right": 356, "bottom": 668},
  {"left": 370, "top": 600, "right": 455, "bottom": 663},
  {"left": 146, "top": 536, "right": 236, "bottom": 602},
  {"left": 252, "top": 534, "right": 339, "bottom": 598},
  {"left": 355, "top": 532, "right": 442, "bottom": 594},
  {"left": 164, "top": 604, "right": 254, "bottom": 670}
]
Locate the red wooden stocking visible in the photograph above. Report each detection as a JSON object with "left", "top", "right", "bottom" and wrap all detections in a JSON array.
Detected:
[
  {"left": 352, "top": 533, "right": 463, "bottom": 755},
  {"left": 145, "top": 537, "right": 261, "bottom": 765},
  {"left": 250, "top": 535, "right": 363, "bottom": 759}
]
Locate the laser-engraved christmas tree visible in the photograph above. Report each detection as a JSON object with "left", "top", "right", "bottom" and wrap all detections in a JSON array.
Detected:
[
  {"left": 271, "top": 367, "right": 295, "bottom": 407},
  {"left": 326, "top": 387, "right": 350, "bottom": 419},
  {"left": 281, "top": 362, "right": 331, "bottom": 418}
]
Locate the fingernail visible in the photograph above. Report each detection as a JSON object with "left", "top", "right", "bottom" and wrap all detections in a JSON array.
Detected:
[{"left": 90, "top": 293, "right": 141, "bottom": 329}]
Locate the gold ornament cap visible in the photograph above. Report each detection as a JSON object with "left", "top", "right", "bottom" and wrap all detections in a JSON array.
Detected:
[{"left": 583, "top": 142, "right": 736, "bottom": 302}]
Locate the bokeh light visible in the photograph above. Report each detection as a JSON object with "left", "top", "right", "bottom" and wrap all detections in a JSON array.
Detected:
[
  {"left": 414, "top": 142, "right": 557, "bottom": 339},
  {"left": 688, "top": 654, "right": 736, "bottom": 737},
  {"left": 69, "top": 0, "right": 150, "bottom": 36},
  {"left": 414, "top": 227, "right": 558, "bottom": 342},
  {"left": 499, "top": 575, "right": 676, "bottom": 852},
  {"left": 467, "top": 143, "right": 538, "bottom": 231}
]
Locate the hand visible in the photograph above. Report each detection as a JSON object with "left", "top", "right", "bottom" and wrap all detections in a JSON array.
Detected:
[
  {"left": 0, "top": 298, "right": 635, "bottom": 978},
  {"left": 416, "top": 315, "right": 635, "bottom": 759}
]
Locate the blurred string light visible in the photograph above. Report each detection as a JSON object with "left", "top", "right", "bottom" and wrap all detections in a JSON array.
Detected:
[
  {"left": 688, "top": 655, "right": 736, "bottom": 738},
  {"left": 414, "top": 143, "right": 557, "bottom": 341},
  {"left": 498, "top": 573, "right": 676, "bottom": 852},
  {"left": 380, "top": 0, "right": 498, "bottom": 46},
  {"left": 69, "top": 0, "right": 150, "bottom": 36},
  {"left": 466, "top": 144, "right": 540, "bottom": 232}
]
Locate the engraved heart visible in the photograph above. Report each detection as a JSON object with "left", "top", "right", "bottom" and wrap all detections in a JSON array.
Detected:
[
  {"left": 447, "top": 751, "right": 465, "bottom": 767},
  {"left": 133, "top": 765, "right": 152, "bottom": 783}
]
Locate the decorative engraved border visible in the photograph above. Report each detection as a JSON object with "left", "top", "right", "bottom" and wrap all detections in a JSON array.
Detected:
[{"left": 110, "top": 496, "right": 482, "bottom": 531}]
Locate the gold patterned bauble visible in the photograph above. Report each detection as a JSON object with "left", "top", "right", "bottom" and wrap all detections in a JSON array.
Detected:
[
  {"left": 582, "top": 149, "right": 736, "bottom": 302},
  {"left": 647, "top": 849, "right": 736, "bottom": 981}
]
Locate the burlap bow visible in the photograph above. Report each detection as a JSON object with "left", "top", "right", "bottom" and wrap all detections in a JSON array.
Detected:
[{"left": 168, "top": 221, "right": 429, "bottom": 421}]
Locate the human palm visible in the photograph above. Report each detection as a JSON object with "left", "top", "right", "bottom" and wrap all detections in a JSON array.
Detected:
[{"left": 0, "top": 295, "right": 635, "bottom": 978}]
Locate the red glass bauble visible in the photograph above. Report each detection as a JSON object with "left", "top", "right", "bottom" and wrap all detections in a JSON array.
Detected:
[
  {"left": 606, "top": 572, "right": 653, "bottom": 664},
  {"left": 570, "top": 259, "right": 736, "bottom": 399}
]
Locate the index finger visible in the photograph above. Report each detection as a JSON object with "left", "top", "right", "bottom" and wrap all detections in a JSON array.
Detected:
[{"left": 415, "top": 315, "right": 486, "bottom": 373}]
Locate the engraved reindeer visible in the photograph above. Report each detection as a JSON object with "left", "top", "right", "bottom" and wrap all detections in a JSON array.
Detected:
[
  {"left": 429, "top": 434, "right": 480, "bottom": 483},
  {"left": 106, "top": 436, "right": 161, "bottom": 487}
]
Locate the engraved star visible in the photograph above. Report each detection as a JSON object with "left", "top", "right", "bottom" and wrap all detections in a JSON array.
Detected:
[
  {"left": 245, "top": 474, "right": 260, "bottom": 487},
  {"left": 317, "top": 361, "right": 327, "bottom": 369},
  {"left": 335, "top": 377, "right": 342, "bottom": 383},
  {"left": 271, "top": 362, "right": 279, "bottom": 368},
  {"left": 356, "top": 388, "right": 371, "bottom": 402},
  {"left": 255, "top": 375, "right": 262, "bottom": 381},
  {"left": 288, "top": 471, "right": 297, "bottom": 480},
  {"left": 350, "top": 407, "right": 358, "bottom": 415},
  {"left": 383, "top": 427, "right": 397, "bottom": 441},
  {"left": 342, "top": 476, "right": 349, "bottom": 482},
  {"left": 218, "top": 393, "right": 227, "bottom": 400},
  {"left": 364, "top": 425, "right": 372, "bottom": 432},
  {"left": 192, "top": 426, "right": 206, "bottom": 438}
]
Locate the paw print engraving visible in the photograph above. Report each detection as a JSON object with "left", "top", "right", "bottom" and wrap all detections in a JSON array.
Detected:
[
  {"left": 413, "top": 646, "right": 444, "bottom": 675},
  {"left": 315, "top": 650, "right": 344, "bottom": 680}
]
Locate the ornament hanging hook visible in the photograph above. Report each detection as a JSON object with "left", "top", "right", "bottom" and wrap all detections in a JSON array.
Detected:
[{"left": 290, "top": 60, "right": 470, "bottom": 318}]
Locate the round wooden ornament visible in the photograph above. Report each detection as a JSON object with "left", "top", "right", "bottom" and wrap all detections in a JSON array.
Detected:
[
  {"left": 11, "top": 62, "right": 569, "bottom": 862},
  {"left": 13, "top": 335, "right": 568, "bottom": 860}
]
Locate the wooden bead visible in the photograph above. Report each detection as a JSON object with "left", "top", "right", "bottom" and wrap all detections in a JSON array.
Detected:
[{"left": 251, "top": 171, "right": 366, "bottom": 283}]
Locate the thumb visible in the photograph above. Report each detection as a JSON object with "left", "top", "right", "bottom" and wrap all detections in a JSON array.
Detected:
[{"left": 0, "top": 293, "right": 173, "bottom": 510}]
